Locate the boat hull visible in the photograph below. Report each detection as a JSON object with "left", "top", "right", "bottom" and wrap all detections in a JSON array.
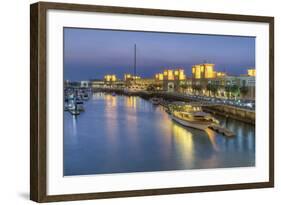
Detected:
[
  {"left": 150, "top": 98, "right": 161, "bottom": 105},
  {"left": 170, "top": 115, "right": 211, "bottom": 131}
]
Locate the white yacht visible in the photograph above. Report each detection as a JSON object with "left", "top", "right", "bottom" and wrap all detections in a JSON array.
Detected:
[{"left": 168, "top": 103, "right": 219, "bottom": 131}]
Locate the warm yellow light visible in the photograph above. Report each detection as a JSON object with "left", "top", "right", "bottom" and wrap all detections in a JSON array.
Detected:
[
  {"left": 247, "top": 69, "right": 256, "bottom": 76},
  {"left": 200, "top": 65, "right": 204, "bottom": 72},
  {"left": 167, "top": 70, "right": 174, "bottom": 80},
  {"left": 124, "top": 74, "right": 132, "bottom": 80},
  {"left": 216, "top": 72, "right": 226, "bottom": 77},
  {"left": 104, "top": 74, "right": 117, "bottom": 82},
  {"left": 179, "top": 70, "right": 186, "bottom": 80},
  {"left": 204, "top": 64, "right": 215, "bottom": 78},
  {"left": 195, "top": 65, "right": 201, "bottom": 79}
]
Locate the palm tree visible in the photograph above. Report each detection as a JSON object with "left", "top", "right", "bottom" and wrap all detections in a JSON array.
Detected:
[
  {"left": 230, "top": 85, "right": 239, "bottom": 100},
  {"left": 240, "top": 85, "right": 249, "bottom": 98},
  {"left": 192, "top": 84, "right": 202, "bottom": 95},
  {"left": 224, "top": 84, "right": 232, "bottom": 99},
  {"left": 211, "top": 84, "right": 219, "bottom": 97},
  {"left": 180, "top": 84, "right": 188, "bottom": 93},
  {"left": 206, "top": 83, "right": 212, "bottom": 96}
]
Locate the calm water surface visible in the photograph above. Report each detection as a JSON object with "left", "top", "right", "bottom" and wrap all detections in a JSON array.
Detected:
[{"left": 64, "top": 93, "right": 255, "bottom": 176}]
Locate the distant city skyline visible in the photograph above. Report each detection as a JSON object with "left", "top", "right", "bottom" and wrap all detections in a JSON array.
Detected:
[{"left": 64, "top": 27, "right": 255, "bottom": 81}]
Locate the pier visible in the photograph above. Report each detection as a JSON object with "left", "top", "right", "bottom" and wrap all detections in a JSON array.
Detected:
[{"left": 208, "top": 124, "right": 235, "bottom": 137}]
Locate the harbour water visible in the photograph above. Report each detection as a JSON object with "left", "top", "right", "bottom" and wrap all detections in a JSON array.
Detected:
[{"left": 64, "top": 92, "right": 255, "bottom": 176}]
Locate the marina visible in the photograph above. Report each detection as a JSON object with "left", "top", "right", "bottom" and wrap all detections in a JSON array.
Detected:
[
  {"left": 63, "top": 28, "right": 256, "bottom": 176},
  {"left": 63, "top": 92, "right": 255, "bottom": 176},
  {"left": 64, "top": 87, "right": 237, "bottom": 137},
  {"left": 64, "top": 87, "right": 92, "bottom": 115}
]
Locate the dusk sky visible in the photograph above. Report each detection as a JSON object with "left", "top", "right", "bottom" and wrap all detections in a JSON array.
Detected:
[{"left": 64, "top": 27, "right": 255, "bottom": 81}]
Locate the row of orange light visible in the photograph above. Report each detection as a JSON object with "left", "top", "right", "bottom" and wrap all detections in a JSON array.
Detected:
[
  {"left": 104, "top": 74, "right": 142, "bottom": 82},
  {"left": 104, "top": 67, "right": 255, "bottom": 82},
  {"left": 124, "top": 74, "right": 141, "bottom": 81}
]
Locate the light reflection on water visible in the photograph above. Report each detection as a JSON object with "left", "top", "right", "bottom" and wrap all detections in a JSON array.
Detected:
[{"left": 64, "top": 93, "right": 255, "bottom": 176}]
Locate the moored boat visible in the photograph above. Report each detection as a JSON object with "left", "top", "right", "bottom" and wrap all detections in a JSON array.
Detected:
[
  {"left": 150, "top": 97, "right": 161, "bottom": 105},
  {"left": 82, "top": 93, "right": 89, "bottom": 100},
  {"left": 167, "top": 102, "right": 219, "bottom": 131}
]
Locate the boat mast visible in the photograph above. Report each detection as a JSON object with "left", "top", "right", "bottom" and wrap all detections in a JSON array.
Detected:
[{"left": 134, "top": 44, "right": 137, "bottom": 82}]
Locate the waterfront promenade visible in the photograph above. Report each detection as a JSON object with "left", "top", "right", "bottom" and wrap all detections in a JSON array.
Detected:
[{"left": 91, "top": 87, "right": 255, "bottom": 124}]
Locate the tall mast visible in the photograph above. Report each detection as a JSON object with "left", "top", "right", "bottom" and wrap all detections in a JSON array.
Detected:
[{"left": 134, "top": 44, "right": 137, "bottom": 77}]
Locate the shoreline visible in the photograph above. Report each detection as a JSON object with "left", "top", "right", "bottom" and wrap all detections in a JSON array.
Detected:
[{"left": 91, "top": 87, "right": 255, "bottom": 125}]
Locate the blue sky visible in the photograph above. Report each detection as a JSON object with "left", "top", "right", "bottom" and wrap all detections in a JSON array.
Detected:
[{"left": 64, "top": 27, "right": 255, "bottom": 81}]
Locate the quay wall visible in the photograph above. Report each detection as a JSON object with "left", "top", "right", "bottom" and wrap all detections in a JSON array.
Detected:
[
  {"left": 92, "top": 88, "right": 255, "bottom": 125},
  {"left": 202, "top": 106, "right": 255, "bottom": 125}
]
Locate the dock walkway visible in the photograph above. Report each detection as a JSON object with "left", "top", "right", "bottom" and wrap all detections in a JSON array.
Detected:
[{"left": 208, "top": 124, "right": 235, "bottom": 137}]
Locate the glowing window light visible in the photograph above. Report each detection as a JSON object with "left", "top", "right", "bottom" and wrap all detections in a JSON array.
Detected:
[
  {"left": 204, "top": 64, "right": 214, "bottom": 78},
  {"left": 247, "top": 69, "right": 256, "bottom": 76},
  {"left": 195, "top": 65, "right": 201, "bottom": 79},
  {"left": 167, "top": 70, "right": 174, "bottom": 80},
  {"left": 104, "top": 75, "right": 117, "bottom": 82},
  {"left": 124, "top": 74, "right": 132, "bottom": 80},
  {"left": 192, "top": 67, "right": 195, "bottom": 74},
  {"left": 200, "top": 65, "right": 204, "bottom": 72}
]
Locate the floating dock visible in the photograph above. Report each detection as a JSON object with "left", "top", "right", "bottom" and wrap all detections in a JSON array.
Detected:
[{"left": 208, "top": 124, "right": 235, "bottom": 137}]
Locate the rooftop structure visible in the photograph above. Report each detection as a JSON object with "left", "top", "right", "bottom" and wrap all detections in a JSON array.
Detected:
[
  {"left": 155, "top": 68, "right": 186, "bottom": 81},
  {"left": 192, "top": 63, "right": 226, "bottom": 79},
  {"left": 104, "top": 75, "right": 117, "bottom": 82}
]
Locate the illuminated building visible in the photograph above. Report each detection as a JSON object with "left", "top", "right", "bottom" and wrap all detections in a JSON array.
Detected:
[
  {"left": 104, "top": 75, "right": 117, "bottom": 82},
  {"left": 192, "top": 65, "right": 202, "bottom": 79},
  {"left": 206, "top": 75, "right": 256, "bottom": 100},
  {"left": 216, "top": 72, "right": 226, "bottom": 77},
  {"left": 247, "top": 69, "right": 256, "bottom": 77},
  {"left": 124, "top": 74, "right": 132, "bottom": 81},
  {"left": 155, "top": 73, "right": 164, "bottom": 81},
  {"left": 124, "top": 74, "right": 141, "bottom": 81},
  {"left": 174, "top": 69, "right": 186, "bottom": 80},
  {"left": 192, "top": 63, "right": 227, "bottom": 79},
  {"left": 159, "top": 68, "right": 187, "bottom": 92},
  {"left": 192, "top": 63, "right": 216, "bottom": 79},
  {"left": 204, "top": 64, "right": 215, "bottom": 78},
  {"left": 162, "top": 69, "right": 186, "bottom": 81},
  {"left": 164, "top": 69, "right": 174, "bottom": 80}
]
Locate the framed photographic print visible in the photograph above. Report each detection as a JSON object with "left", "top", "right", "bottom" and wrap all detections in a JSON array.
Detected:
[{"left": 30, "top": 1, "right": 274, "bottom": 202}]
